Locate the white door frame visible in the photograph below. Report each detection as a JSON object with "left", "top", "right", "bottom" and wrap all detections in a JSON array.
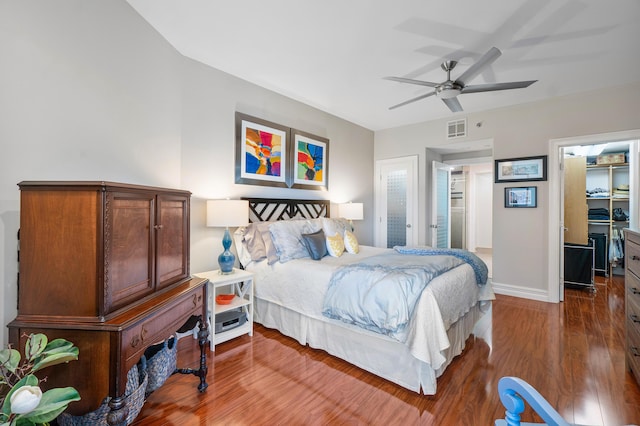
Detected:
[
  {"left": 548, "top": 130, "right": 640, "bottom": 303},
  {"left": 374, "top": 155, "right": 419, "bottom": 247}
]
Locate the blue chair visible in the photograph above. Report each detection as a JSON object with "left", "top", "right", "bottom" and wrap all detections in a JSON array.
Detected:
[{"left": 495, "top": 376, "right": 573, "bottom": 426}]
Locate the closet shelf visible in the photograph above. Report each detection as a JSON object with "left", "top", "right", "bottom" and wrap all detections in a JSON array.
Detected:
[{"left": 586, "top": 160, "right": 629, "bottom": 276}]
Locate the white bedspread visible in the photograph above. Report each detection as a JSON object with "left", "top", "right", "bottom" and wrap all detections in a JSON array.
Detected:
[{"left": 245, "top": 246, "right": 494, "bottom": 371}]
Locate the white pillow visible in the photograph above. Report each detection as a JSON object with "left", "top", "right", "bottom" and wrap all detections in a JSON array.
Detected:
[
  {"left": 322, "top": 217, "right": 351, "bottom": 237},
  {"left": 269, "top": 219, "right": 321, "bottom": 263},
  {"left": 233, "top": 227, "right": 253, "bottom": 267},
  {"left": 326, "top": 232, "right": 345, "bottom": 257},
  {"left": 344, "top": 230, "right": 359, "bottom": 254}
]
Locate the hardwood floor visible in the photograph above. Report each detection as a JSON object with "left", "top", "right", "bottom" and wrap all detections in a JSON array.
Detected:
[{"left": 131, "top": 275, "right": 640, "bottom": 425}]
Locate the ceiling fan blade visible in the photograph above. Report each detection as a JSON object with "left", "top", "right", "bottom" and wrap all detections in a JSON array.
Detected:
[
  {"left": 383, "top": 76, "right": 440, "bottom": 88},
  {"left": 442, "top": 97, "right": 463, "bottom": 113},
  {"left": 461, "top": 80, "right": 537, "bottom": 94},
  {"left": 389, "top": 91, "right": 437, "bottom": 110},
  {"left": 455, "top": 47, "right": 502, "bottom": 86}
]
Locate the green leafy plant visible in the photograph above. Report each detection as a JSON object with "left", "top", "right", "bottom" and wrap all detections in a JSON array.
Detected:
[{"left": 0, "top": 333, "right": 80, "bottom": 426}]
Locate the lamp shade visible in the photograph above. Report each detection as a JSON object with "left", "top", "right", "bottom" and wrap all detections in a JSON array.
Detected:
[
  {"left": 338, "top": 202, "right": 364, "bottom": 221},
  {"left": 206, "top": 199, "right": 249, "bottom": 227}
]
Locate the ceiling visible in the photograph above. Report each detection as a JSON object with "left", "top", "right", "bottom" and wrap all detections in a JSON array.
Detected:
[{"left": 126, "top": 0, "right": 640, "bottom": 132}]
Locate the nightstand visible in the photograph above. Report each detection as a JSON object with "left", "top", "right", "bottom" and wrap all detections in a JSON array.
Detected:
[{"left": 195, "top": 269, "right": 254, "bottom": 351}]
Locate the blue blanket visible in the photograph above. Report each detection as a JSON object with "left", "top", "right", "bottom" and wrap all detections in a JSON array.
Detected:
[
  {"left": 394, "top": 246, "right": 488, "bottom": 285},
  {"left": 322, "top": 253, "right": 464, "bottom": 337}
]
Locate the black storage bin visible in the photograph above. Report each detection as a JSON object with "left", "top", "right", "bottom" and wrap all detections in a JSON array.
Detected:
[{"left": 564, "top": 240, "right": 595, "bottom": 290}]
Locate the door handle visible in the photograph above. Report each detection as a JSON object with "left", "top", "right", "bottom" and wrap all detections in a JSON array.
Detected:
[{"left": 406, "top": 224, "right": 412, "bottom": 228}]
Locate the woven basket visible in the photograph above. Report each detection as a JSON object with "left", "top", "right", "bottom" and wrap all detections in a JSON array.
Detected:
[
  {"left": 57, "top": 364, "right": 148, "bottom": 426},
  {"left": 140, "top": 336, "right": 177, "bottom": 397}
]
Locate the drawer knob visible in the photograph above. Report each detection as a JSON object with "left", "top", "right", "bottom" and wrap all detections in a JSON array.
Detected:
[
  {"left": 130, "top": 325, "right": 149, "bottom": 348},
  {"left": 140, "top": 324, "right": 149, "bottom": 343},
  {"left": 131, "top": 335, "right": 141, "bottom": 348},
  {"left": 632, "top": 314, "right": 640, "bottom": 324}
]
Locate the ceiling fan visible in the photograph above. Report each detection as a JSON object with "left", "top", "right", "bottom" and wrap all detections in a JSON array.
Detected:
[{"left": 384, "top": 47, "right": 537, "bottom": 112}]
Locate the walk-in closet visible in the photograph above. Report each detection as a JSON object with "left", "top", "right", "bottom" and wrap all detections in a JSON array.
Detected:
[{"left": 563, "top": 141, "right": 632, "bottom": 290}]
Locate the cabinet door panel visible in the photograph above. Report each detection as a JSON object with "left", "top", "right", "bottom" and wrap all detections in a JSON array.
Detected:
[
  {"left": 156, "top": 195, "right": 189, "bottom": 290},
  {"left": 19, "top": 190, "right": 99, "bottom": 318},
  {"left": 107, "top": 193, "right": 155, "bottom": 312}
]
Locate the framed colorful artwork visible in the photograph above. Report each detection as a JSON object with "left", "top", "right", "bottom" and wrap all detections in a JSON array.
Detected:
[
  {"left": 289, "top": 129, "right": 329, "bottom": 190},
  {"left": 235, "top": 112, "right": 289, "bottom": 187}
]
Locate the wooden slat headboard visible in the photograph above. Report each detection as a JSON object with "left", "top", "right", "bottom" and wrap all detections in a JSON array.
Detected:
[{"left": 242, "top": 198, "right": 330, "bottom": 223}]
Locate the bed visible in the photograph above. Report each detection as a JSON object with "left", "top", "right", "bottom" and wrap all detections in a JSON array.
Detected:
[{"left": 233, "top": 198, "right": 494, "bottom": 395}]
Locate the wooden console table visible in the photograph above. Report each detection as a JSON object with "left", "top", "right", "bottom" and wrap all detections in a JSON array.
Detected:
[{"left": 8, "top": 277, "right": 209, "bottom": 425}]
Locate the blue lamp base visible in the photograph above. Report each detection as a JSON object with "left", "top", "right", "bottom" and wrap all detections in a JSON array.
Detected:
[{"left": 218, "top": 228, "right": 235, "bottom": 274}]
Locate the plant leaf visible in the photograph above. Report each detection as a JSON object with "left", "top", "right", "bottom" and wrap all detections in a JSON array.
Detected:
[
  {"left": 0, "top": 348, "right": 21, "bottom": 374},
  {"left": 42, "top": 339, "right": 75, "bottom": 354},
  {"left": 18, "top": 387, "right": 80, "bottom": 424},
  {"left": 25, "top": 334, "right": 48, "bottom": 362},
  {"left": 31, "top": 348, "right": 79, "bottom": 373}
]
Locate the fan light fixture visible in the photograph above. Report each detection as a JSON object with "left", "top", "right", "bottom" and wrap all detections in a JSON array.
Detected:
[
  {"left": 384, "top": 46, "right": 537, "bottom": 112},
  {"left": 436, "top": 85, "right": 461, "bottom": 99}
]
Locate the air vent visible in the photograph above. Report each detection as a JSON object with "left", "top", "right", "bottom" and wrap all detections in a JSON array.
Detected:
[{"left": 447, "top": 118, "right": 466, "bottom": 139}]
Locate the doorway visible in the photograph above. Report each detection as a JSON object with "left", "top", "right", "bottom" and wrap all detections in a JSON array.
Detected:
[
  {"left": 549, "top": 130, "right": 640, "bottom": 303},
  {"left": 561, "top": 140, "right": 635, "bottom": 295},
  {"left": 431, "top": 159, "right": 494, "bottom": 278}
]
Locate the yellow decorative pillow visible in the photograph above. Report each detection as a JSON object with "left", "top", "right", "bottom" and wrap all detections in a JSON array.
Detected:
[
  {"left": 344, "top": 230, "right": 359, "bottom": 254},
  {"left": 326, "top": 232, "right": 345, "bottom": 257}
]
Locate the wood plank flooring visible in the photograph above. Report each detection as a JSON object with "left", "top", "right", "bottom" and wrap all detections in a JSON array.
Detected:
[{"left": 131, "top": 275, "right": 640, "bottom": 425}]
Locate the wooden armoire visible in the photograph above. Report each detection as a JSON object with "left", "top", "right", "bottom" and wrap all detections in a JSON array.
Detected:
[{"left": 8, "top": 181, "right": 209, "bottom": 425}]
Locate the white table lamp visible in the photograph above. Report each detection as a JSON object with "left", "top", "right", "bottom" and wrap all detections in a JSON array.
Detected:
[
  {"left": 206, "top": 199, "right": 249, "bottom": 274},
  {"left": 338, "top": 202, "right": 364, "bottom": 231}
]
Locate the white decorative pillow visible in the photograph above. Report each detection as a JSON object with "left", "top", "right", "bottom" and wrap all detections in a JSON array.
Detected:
[
  {"left": 233, "top": 227, "right": 253, "bottom": 267},
  {"left": 254, "top": 222, "right": 279, "bottom": 265},
  {"left": 269, "top": 219, "right": 321, "bottom": 263},
  {"left": 344, "top": 230, "right": 359, "bottom": 254},
  {"left": 242, "top": 223, "right": 267, "bottom": 262},
  {"left": 322, "top": 217, "right": 351, "bottom": 238},
  {"left": 326, "top": 232, "right": 345, "bottom": 257}
]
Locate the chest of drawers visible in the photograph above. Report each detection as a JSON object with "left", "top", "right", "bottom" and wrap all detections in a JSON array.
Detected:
[{"left": 624, "top": 228, "right": 640, "bottom": 385}]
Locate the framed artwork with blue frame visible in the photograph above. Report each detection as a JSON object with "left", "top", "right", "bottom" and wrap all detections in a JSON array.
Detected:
[
  {"left": 235, "top": 112, "right": 289, "bottom": 187},
  {"left": 289, "top": 129, "right": 329, "bottom": 190}
]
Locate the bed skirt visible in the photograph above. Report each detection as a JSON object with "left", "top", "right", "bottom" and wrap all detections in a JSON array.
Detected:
[{"left": 254, "top": 297, "right": 491, "bottom": 394}]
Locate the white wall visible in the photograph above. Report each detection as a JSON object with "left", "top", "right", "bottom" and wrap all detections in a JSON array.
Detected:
[
  {"left": 375, "top": 83, "right": 640, "bottom": 300},
  {"left": 0, "top": 0, "right": 374, "bottom": 345}
]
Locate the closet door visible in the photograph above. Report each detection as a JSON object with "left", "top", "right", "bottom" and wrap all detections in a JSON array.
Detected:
[
  {"left": 374, "top": 156, "right": 418, "bottom": 248},
  {"left": 564, "top": 156, "right": 588, "bottom": 245}
]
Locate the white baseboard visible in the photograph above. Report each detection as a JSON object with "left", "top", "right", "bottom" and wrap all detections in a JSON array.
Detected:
[{"left": 491, "top": 281, "right": 552, "bottom": 303}]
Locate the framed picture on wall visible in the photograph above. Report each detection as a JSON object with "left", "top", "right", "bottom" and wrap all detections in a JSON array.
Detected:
[
  {"left": 494, "top": 155, "right": 547, "bottom": 183},
  {"left": 289, "top": 129, "right": 329, "bottom": 190},
  {"left": 235, "top": 112, "right": 289, "bottom": 187},
  {"left": 505, "top": 186, "right": 537, "bottom": 208}
]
